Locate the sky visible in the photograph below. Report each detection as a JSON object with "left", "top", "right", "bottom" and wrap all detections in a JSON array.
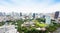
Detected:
[{"left": 0, "top": 0, "right": 60, "bottom": 13}]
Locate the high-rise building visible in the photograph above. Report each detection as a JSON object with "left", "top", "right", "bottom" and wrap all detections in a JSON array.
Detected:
[
  {"left": 0, "top": 12, "right": 3, "bottom": 16},
  {"left": 20, "top": 12, "right": 22, "bottom": 17},
  {"left": 54, "top": 11, "right": 59, "bottom": 19},
  {"left": 32, "top": 13, "right": 35, "bottom": 19},
  {"left": 15, "top": 12, "right": 20, "bottom": 16},
  {"left": 58, "top": 12, "right": 60, "bottom": 18},
  {"left": 3, "top": 12, "right": 6, "bottom": 16},
  {"left": 11, "top": 12, "right": 15, "bottom": 16},
  {"left": 43, "top": 15, "right": 45, "bottom": 18}
]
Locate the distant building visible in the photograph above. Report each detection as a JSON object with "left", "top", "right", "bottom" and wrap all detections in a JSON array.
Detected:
[
  {"left": 3, "top": 12, "right": 6, "bottom": 16},
  {"left": 20, "top": 12, "right": 22, "bottom": 17},
  {"left": 39, "top": 13, "right": 46, "bottom": 18},
  {"left": 42, "top": 15, "right": 45, "bottom": 18},
  {"left": 11, "top": 12, "right": 15, "bottom": 16},
  {"left": 28, "top": 13, "right": 33, "bottom": 19},
  {"left": 0, "top": 16, "right": 4, "bottom": 22},
  {"left": 0, "top": 25, "right": 19, "bottom": 33},
  {"left": 32, "top": 13, "right": 35, "bottom": 19},
  {"left": 54, "top": 11, "right": 59, "bottom": 19},
  {"left": 0, "top": 12, "right": 3, "bottom": 16},
  {"left": 45, "top": 13, "right": 55, "bottom": 20},
  {"left": 35, "top": 13, "right": 39, "bottom": 18},
  {"left": 58, "top": 12, "right": 60, "bottom": 18}
]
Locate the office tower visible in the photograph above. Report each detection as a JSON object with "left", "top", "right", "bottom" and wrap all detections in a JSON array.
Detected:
[
  {"left": 11, "top": 12, "right": 15, "bottom": 16},
  {"left": 43, "top": 15, "right": 45, "bottom": 18},
  {"left": 15, "top": 12, "right": 19, "bottom": 16},
  {"left": 20, "top": 12, "right": 22, "bottom": 17},
  {"left": 58, "top": 12, "right": 60, "bottom": 18},
  {"left": 54, "top": 11, "right": 59, "bottom": 19},
  {"left": 33, "top": 13, "right": 35, "bottom": 19},
  {"left": 0, "top": 12, "right": 3, "bottom": 16},
  {"left": 3, "top": 12, "right": 6, "bottom": 16}
]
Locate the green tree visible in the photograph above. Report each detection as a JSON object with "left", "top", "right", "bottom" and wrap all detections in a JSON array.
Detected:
[{"left": 36, "top": 18, "right": 45, "bottom": 23}]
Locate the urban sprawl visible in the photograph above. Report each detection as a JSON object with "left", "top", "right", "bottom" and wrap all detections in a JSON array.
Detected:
[{"left": 0, "top": 11, "right": 60, "bottom": 33}]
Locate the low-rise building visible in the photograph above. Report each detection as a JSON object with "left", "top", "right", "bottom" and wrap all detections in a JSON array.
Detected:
[{"left": 0, "top": 24, "right": 19, "bottom": 33}]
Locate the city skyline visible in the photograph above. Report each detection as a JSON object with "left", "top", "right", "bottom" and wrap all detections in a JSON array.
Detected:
[{"left": 0, "top": 0, "right": 60, "bottom": 13}]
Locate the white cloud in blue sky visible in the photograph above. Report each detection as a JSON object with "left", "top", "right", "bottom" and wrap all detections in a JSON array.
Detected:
[{"left": 0, "top": 0, "right": 60, "bottom": 13}]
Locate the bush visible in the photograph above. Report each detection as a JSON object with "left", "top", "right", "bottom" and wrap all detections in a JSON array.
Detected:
[
  {"left": 0, "top": 22, "right": 5, "bottom": 26},
  {"left": 35, "top": 22, "right": 47, "bottom": 28},
  {"left": 36, "top": 18, "right": 45, "bottom": 23},
  {"left": 46, "top": 24, "right": 57, "bottom": 32},
  {"left": 21, "top": 26, "right": 47, "bottom": 33}
]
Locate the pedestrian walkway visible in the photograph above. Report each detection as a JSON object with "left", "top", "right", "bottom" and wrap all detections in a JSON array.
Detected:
[{"left": 53, "top": 28, "right": 60, "bottom": 33}]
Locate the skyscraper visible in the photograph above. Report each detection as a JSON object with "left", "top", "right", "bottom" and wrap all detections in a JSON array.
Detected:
[
  {"left": 54, "top": 11, "right": 59, "bottom": 19},
  {"left": 20, "top": 12, "right": 22, "bottom": 17},
  {"left": 0, "top": 12, "right": 4, "bottom": 16},
  {"left": 43, "top": 15, "right": 45, "bottom": 18},
  {"left": 3, "top": 12, "right": 6, "bottom": 16},
  {"left": 33, "top": 13, "right": 35, "bottom": 19}
]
